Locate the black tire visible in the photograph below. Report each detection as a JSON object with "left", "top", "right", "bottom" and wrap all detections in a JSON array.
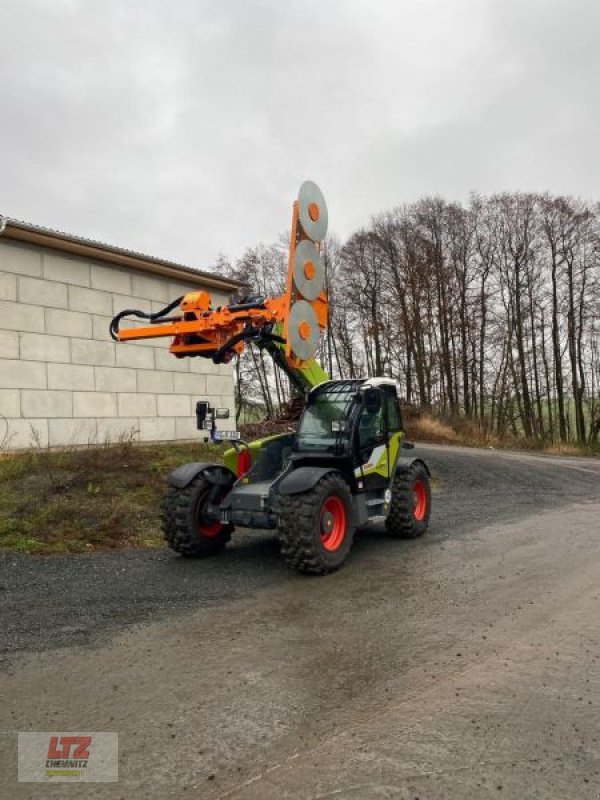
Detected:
[
  {"left": 386, "top": 462, "right": 431, "bottom": 539},
  {"left": 161, "top": 476, "right": 233, "bottom": 557},
  {"left": 278, "top": 473, "right": 355, "bottom": 575}
]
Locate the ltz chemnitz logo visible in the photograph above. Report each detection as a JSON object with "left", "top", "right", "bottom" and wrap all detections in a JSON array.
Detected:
[
  {"left": 18, "top": 731, "right": 118, "bottom": 783},
  {"left": 45, "top": 734, "right": 92, "bottom": 777}
]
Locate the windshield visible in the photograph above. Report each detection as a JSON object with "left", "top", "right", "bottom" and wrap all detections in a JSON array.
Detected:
[{"left": 296, "top": 388, "right": 357, "bottom": 452}]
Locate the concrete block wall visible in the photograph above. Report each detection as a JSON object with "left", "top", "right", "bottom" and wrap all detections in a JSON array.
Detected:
[{"left": 0, "top": 240, "right": 235, "bottom": 449}]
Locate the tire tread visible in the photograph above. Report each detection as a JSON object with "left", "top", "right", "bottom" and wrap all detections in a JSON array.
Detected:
[
  {"left": 161, "top": 477, "right": 232, "bottom": 557},
  {"left": 386, "top": 463, "right": 430, "bottom": 539},
  {"left": 278, "top": 473, "right": 354, "bottom": 575}
]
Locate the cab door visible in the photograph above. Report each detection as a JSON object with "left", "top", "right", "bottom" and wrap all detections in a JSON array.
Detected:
[
  {"left": 380, "top": 383, "right": 404, "bottom": 474},
  {"left": 354, "top": 388, "right": 389, "bottom": 491}
]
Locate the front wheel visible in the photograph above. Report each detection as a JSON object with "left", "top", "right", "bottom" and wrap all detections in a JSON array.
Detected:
[
  {"left": 162, "top": 476, "right": 233, "bottom": 557},
  {"left": 386, "top": 462, "right": 431, "bottom": 539},
  {"left": 278, "top": 473, "right": 355, "bottom": 575}
]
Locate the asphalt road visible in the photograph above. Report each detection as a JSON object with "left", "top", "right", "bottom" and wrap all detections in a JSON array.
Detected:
[{"left": 1, "top": 444, "right": 600, "bottom": 799}]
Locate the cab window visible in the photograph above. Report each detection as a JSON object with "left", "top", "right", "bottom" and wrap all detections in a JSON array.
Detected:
[
  {"left": 357, "top": 394, "right": 386, "bottom": 450},
  {"left": 382, "top": 385, "right": 402, "bottom": 431}
]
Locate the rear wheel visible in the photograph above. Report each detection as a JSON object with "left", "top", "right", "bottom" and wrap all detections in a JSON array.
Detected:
[
  {"left": 278, "top": 473, "right": 355, "bottom": 575},
  {"left": 386, "top": 462, "right": 431, "bottom": 539},
  {"left": 162, "top": 476, "right": 233, "bottom": 557}
]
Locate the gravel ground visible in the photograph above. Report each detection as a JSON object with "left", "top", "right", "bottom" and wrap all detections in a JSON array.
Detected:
[{"left": 1, "top": 444, "right": 600, "bottom": 799}]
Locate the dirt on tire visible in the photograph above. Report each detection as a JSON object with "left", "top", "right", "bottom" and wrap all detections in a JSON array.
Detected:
[
  {"left": 277, "top": 472, "right": 355, "bottom": 574},
  {"left": 386, "top": 460, "right": 431, "bottom": 538},
  {"left": 162, "top": 477, "right": 232, "bottom": 557}
]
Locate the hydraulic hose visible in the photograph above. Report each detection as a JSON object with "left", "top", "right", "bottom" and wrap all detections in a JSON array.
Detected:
[
  {"left": 211, "top": 328, "right": 286, "bottom": 364},
  {"left": 109, "top": 296, "right": 184, "bottom": 341}
]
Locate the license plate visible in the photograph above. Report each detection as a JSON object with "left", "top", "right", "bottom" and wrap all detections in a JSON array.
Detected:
[{"left": 213, "top": 430, "right": 241, "bottom": 441}]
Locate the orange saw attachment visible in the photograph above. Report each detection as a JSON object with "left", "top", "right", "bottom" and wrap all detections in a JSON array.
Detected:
[{"left": 109, "top": 181, "right": 329, "bottom": 368}]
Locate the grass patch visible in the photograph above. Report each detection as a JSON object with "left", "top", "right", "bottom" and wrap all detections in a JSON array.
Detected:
[
  {"left": 404, "top": 413, "right": 501, "bottom": 448},
  {"left": 405, "top": 416, "right": 461, "bottom": 446},
  {"left": 0, "top": 439, "right": 224, "bottom": 555},
  {"left": 404, "top": 412, "right": 600, "bottom": 456}
]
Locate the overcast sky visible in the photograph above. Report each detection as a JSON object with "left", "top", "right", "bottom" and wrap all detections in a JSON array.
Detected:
[{"left": 1, "top": 0, "right": 598, "bottom": 272}]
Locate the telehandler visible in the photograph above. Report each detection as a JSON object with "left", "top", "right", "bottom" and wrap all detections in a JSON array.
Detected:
[{"left": 111, "top": 181, "right": 431, "bottom": 574}]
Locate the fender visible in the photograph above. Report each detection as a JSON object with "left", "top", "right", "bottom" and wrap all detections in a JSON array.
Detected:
[
  {"left": 167, "top": 462, "right": 236, "bottom": 490},
  {"left": 393, "top": 456, "right": 430, "bottom": 478},
  {"left": 277, "top": 466, "right": 344, "bottom": 496}
]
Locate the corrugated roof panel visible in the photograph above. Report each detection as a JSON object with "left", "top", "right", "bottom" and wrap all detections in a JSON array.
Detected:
[{"left": 0, "top": 215, "right": 244, "bottom": 291}]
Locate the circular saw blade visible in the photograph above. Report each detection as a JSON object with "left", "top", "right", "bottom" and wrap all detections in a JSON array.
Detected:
[
  {"left": 292, "top": 240, "right": 325, "bottom": 301},
  {"left": 298, "top": 180, "right": 328, "bottom": 242},
  {"left": 288, "top": 299, "right": 320, "bottom": 361}
]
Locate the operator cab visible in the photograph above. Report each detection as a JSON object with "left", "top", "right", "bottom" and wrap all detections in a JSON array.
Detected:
[
  {"left": 294, "top": 378, "right": 404, "bottom": 492},
  {"left": 294, "top": 379, "right": 363, "bottom": 455}
]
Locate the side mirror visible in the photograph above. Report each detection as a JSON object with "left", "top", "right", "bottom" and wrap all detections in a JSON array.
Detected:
[
  {"left": 215, "top": 408, "right": 230, "bottom": 419},
  {"left": 196, "top": 401, "right": 210, "bottom": 430},
  {"left": 363, "top": 388, "right": 381, "bottom": 414}
]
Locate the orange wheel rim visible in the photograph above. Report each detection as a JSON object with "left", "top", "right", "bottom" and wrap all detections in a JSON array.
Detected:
[
  {"left": 320, "top": 496, "right": 346, "bottom": 552},
  {"left": 412, "top": 479, "right": 427, "bottom": 521},
  {"left": 196, "top": 491, "right": 222, "bottom": 538}
]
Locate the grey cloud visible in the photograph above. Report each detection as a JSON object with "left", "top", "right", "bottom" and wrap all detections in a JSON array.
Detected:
[{"left": 1, "top": 0, "right": 598, "bottom": 269}]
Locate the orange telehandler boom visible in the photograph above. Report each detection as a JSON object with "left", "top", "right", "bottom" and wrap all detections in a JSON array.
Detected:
[{"left": 110, "top": 181, "right": 330, "bottom": 392}]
